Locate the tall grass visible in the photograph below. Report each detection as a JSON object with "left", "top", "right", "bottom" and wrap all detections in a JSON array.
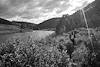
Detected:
[{"left": 0, "top": 30, "right": 98, "bottom": 67}]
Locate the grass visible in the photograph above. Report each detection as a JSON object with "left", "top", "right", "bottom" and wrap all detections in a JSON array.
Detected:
[
  {"left": 0, "top": 28, "right": 100, "bottom": 67},
  {"left": 0, "top": 30, "right": 55, "bottom": 43}
]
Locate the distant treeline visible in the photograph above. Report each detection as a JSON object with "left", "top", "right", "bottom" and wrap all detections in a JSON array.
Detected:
[
  {"left": 0, "top": 18, "right": 38, "bottom": 30},
  {"left": 11, "top": 21, "right": 37, "bottom": 30}
]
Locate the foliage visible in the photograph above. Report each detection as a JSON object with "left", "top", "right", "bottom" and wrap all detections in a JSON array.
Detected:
[{"left": 0, "top": 28, "right": 100, "bottom": 67}]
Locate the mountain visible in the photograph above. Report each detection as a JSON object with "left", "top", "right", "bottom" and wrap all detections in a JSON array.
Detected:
[
  {"left": 83, "top": 0, "right": 100, "bottom": 28},
  {"left": 0, "top": 18, "right": 37, "bottom": 30},
  {"left": 0, "top": 18, "right": 12, "bottom": 25},
  {"left": 0, "top": 18, "right": 22, "bottom": 34},
  {"left": 36, "top": 18, "right": 61, "bottom": 30},
  {"left": 36, "top": 0, "right": 99, "bottom": 32},
  {"left": 0, "top": 18, "right": 38, "bottom": 34},
  {"left": 70, "top": 0, "right": 100, "bottom": 28},
  {"left": 56, "top": 0, "right": 100, "bottom": 34}
]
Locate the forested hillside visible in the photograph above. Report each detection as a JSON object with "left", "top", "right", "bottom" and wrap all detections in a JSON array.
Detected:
[
  {"left": 56, "top": 0, "right": 100, "bottom": 34},
  {"left": 0, "top": 18, "right": 37, "bottom": 31}
]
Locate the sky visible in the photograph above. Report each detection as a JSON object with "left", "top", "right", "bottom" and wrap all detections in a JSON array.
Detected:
[{"left": 0, "top": 0, "right": 95, "bottom": 24}]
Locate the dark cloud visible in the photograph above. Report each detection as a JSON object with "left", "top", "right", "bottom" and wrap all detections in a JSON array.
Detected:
[
  {"left": 0, "top": 5, "right": 8, "bottom": 14},
  {"left": 0, "top": 0, "right": 32, "bottom": 18},
  {"left": 0, "top": 0, "right": 70, "bottom": 19},
  {"left": 10, "top": 0, "right": 29, "bottom": 6}
]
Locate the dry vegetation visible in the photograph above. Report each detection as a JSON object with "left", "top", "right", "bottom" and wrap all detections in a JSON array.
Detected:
[{"left": 0, "top": 28, "right": 100, "bottom": 67}]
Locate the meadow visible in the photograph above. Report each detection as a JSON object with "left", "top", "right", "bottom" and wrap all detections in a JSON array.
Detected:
[
  {"left": 0, "top": 28, "right": 100, "bottom": 67},
  {"left": 0, "top": 29, "right": 54, "bottom": 43}
]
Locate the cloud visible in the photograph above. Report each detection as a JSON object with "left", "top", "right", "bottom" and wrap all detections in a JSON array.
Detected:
[
  {"left": 0, "top": 0, "right": 32, "bottom": 18},
  {"left": 69, "top": 0, "right": 95, "bottom": 11},
  {"left": 0, "top": 0, "right": 95, "bottom": 24}
]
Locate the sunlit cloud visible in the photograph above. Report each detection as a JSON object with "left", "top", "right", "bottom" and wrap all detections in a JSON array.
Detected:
[{"left": 69, "top": 0, "right": 95, "bottom": 11}]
